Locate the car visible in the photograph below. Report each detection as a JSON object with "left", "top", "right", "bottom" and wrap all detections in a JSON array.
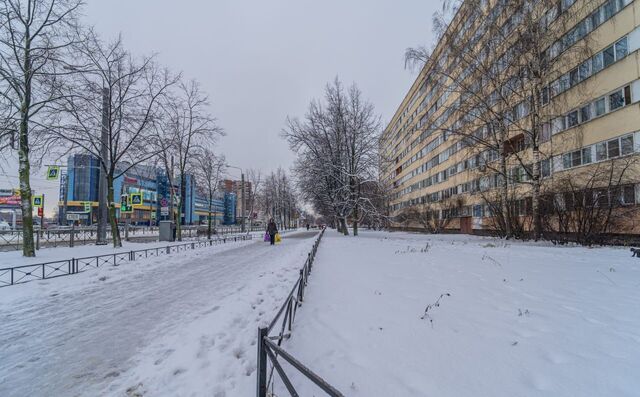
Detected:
[{"left": 0, "top": 221, "right": 11, "bottom": 230}]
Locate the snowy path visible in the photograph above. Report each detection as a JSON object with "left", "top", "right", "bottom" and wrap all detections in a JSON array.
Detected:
[
  {"left": 281, "top": 230, "right": 640, "bottom": 397},
  {"left": 0, "top": 231, "right": 318, "bottom": 397}
]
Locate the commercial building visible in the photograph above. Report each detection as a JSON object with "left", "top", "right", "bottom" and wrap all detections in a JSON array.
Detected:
[
  {"left": 381, "top": 0, "right": 640, "bottom": 237},
  {"left": 59, "top": 154, "right": 237, "bottom": 226}
]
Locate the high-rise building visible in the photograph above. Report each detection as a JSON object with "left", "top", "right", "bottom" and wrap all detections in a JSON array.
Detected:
[{"left": 381, "top": 0, "right": 640, "bottom": 237}]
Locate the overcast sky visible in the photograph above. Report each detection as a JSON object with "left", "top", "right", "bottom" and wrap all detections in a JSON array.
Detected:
[{"left": 12, "top": 0, "right": 439, "bottom": 216}]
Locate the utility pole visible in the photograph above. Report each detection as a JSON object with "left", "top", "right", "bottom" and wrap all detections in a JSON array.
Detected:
[{"left": 96, "top": 87, "right": 109, "bottom": 245}]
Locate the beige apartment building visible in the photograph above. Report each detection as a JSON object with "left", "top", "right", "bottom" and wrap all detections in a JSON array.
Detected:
[{"left": 382, "top": 0, "right": 640, "bottom": 238}]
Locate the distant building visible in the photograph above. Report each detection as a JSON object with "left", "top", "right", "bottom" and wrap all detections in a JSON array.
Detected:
[{"left": 59, "top": 154, "right": 234, "bottom": 226}]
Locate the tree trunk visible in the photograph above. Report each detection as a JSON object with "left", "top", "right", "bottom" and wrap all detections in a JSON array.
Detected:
[
  {"left": 19, "top": 38, "right": 35, "bottom": 257},
  {"left": 353, "top": 202, "right": 359, "bottom": 236},
  {"left": 500, "top": 153, "right": 512, "bottom": 239},
  {"left": 207, "top": 191, "right": 213, "bottom": 239},
  {"left": 19, "top": 106, "right": 35, "bottom": 257},
  {"left": 340, "top": 216, "right": 349, "bottom": 236},
  {"left": 107, "top": 176, "right": 122, "bottom": 248},
  {"left": 531, "top": 146, "right": 542, "bottom": 241}
]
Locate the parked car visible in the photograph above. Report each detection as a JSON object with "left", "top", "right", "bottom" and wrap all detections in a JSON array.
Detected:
[{"left": 0, "top": 221, "right": 11, "bottom": 230}]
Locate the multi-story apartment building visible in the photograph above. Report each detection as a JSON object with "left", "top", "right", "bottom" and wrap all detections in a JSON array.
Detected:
[{"left": 382, "top": 0, "right": 640, "bottom": 238}]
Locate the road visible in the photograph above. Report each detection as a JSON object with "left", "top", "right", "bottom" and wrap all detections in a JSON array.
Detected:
[{"left": 0, "top": 231, "right": 318, "bottom": 397}]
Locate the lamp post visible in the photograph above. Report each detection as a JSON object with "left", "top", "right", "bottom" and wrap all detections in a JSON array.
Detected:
[{"left": 226, "top": 165, "right": 245, "bottom": 232}]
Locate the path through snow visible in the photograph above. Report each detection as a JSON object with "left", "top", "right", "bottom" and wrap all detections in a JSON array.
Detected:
[{"left": 0, "top": 231, "right": 318, "bottom": 397}]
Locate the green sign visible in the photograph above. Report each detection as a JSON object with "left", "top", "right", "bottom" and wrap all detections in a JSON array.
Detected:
[
  {"left": 46, "top": 166, "right": 60, "bottom": 180},
  {"left": 84, "top": 202, "right": 92, "bottom": 213}
]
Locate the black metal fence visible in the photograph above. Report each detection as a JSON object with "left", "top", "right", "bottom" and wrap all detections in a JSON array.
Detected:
[
  {"left": 0, "top": 234, "right": 253, "bottom": 288},
  {"left": 0, "top": 225, "right": 266, "bottom": 252},
  {"left": 256, "top": 228, "right": 344, "bottom": 397}
]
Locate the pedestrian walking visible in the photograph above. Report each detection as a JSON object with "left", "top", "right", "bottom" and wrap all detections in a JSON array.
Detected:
[{"left": 266, "top": 219, "right": 278, "bottom": 246}]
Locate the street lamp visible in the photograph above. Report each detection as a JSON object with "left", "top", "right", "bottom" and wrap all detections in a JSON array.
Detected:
[{"left": 226, "top": 164, "right": 245, "bottom": 233}]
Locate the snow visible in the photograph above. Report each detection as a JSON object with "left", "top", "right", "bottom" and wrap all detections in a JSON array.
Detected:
[
  {"left": 0, "top": 230, "right": 319, "bottom": 397},
  {"left": 279, "top": 230, "right": 640, "bottom": 397}
]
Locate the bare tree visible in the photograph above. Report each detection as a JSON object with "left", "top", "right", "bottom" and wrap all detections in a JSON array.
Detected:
[
  {"left": 0, "top": 0, "right": 82, "bottom": 256},
  {"left": 245, "top": 168, "right": 262, "bottom": 230},
  {"left": 50, "top": 31, "right": 176, "bottom": 247},
  {"left": 193, "top": 147, "right": 225, "bottom": 239},
  {"left": 284, "top": 78, "right": 382, "bottom": 236},
  {"left": 154, "top": 80, "right": 222, "bottom": 241}
]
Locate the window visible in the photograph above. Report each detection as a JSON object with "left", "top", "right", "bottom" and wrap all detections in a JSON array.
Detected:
[
  {"left": 567, "top": 110, "right": 579, "bottom": 128},
  {"left": 582, "top": 147, "right": 592, "bottom": 164},
  {"left": 571, "top": 150, "right": 582, "bottom": 167},
  {"left": 621, "top": 134, "right": 634, "bottom": 155},
  {"left": 596, "top": 142, "right": 607, "bottom": 161},
  {"left": 580, "top": 104, "right": 591, "bottom": 123},
  {"left": 621, "top": 185, "right": 636, "bottom": 205},
  {"left": 615, "top": 37, "right": 628, "bottom": 59},
  {"left": 595, "top": 98, "right": 606, "bottom": 116},
  {"left": 603, "top": 45, "right": 615, "bottom": 67},
  {"left": 592, "top": 52, "right": 604, "bottom": 73},
  {"left": 563, "top": 153, "right": 572, "bottom": 169},
  {"left": 541, "top": 159, "right": 551, "bottom": 178},
  {"left": 609, "top": 89, "right": 625, "bottom": 110},
  {"left": 608, "top": 138, "right": 620, "bottom": 158}
]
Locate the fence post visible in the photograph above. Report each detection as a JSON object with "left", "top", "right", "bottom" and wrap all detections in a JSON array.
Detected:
[
  {"left": 36, "top": 230, "right": 40, "bottom": 250},
  {"left": 256, "top": 327, "right": 268, "bottom": 397},
  {"left": 70, "top": 224, "right": 75, "bottom": 248}
]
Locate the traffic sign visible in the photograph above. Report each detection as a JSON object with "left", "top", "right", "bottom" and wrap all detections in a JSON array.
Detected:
[
  {"left": 160, "top": 207, "right": 169, "bottom": 216},
  {"left": 46, "top": 166, "right": 60, "bottom": 180},
  {"left": 37, "top": 207, "right": 43, "bottom": 217},
  {"left": 32, "top": 195, "right": 43, "bottom": 208},
  {"left": 130, "top": 193, "right": 143, "bottom": 206},
  {"left": 67, "top": 213, "right": 80, "bottom": 221}
]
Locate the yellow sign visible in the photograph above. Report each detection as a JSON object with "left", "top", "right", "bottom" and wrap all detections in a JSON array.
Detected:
[
  {"left": 130, "top": 193, "right": 143, "bottom": 207},
  {"left": 46, "top": 166, "right": 60, "bottom": 180},
  {"left": 32, "top": 195, "right": 43, "bottom": 208}
]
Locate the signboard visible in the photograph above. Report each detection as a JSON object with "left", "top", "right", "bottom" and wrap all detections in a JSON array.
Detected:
[
  {"left": 120, "top": 195, "right": 133, "bottom": 213},
  {"left": 84, "top": 202, "right": 92, "bottom": 213},
  {"left": 67, "top": 213, "right": 80, "bottom": 221},
  {"left": 37, "top": 207, "right": 43, "bottom": 217},
  {"left": 160, "top": 207, "right": 169, "bottom": 216},
  {"left": 151, "top": 211, "right": 156, "bottom": 220},
  {"left": 46, "top": 166, "right": 60, "bottom": 180},
  {"left": 130, "top": 193, "right": 143, "bottom": 206},
  {"left": 32, "top": 195, "right": 43, "bottom": 208}
]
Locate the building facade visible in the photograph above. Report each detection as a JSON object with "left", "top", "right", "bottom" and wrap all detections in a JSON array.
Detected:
[
  {"left": 381, "top": 0, "right": 640, "bottom": 237},
  {"left": 59, "top": 154, "right": 235, "bottom": 226}
]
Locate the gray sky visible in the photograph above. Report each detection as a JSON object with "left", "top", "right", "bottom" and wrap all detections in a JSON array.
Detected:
[{"left": 14, "top": 0, "right": 439, "bottom": 216}]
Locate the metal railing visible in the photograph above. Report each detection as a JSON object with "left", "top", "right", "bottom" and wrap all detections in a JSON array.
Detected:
[
  {"left": 0, "top": 225, "right": 265, "bottom": 252},
  {"left": 256, "top": 228, "right": 344, "bottom": 397},
  {"left": 0, "top": 234, "right": 253, "bottom": 288}
]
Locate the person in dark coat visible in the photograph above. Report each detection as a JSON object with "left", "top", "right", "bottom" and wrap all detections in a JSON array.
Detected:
[{"left": 266, "top": 219, "right": 278, "bottom": 245}]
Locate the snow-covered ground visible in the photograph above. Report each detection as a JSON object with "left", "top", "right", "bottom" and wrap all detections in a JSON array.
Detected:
[
  {"left": 0, "top": 230, "right": 319, "bottom": 397},
  {"left": 280, "top": 230, "right": 640, "bottom": 397}
]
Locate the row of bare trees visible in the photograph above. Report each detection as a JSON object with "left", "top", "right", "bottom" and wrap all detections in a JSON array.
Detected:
[
  {"left": 284, "top": 78, "right": 386, "bottom": 236},
  {"left": 398, "top": 0, "right": 638, "bottom": 244},
  {"left": 0, "top": 0, "right": 225, "bottom": 255}
]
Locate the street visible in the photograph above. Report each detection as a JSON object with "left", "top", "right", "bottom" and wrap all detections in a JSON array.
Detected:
[{"left": 0, "top": 231, "right": 318, "bottom": 397}]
